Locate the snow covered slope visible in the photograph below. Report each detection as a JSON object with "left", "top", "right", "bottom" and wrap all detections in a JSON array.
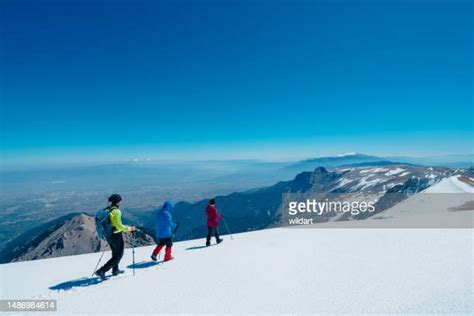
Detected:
[
  {"left": 363, "top": 175, "right": 474, "bottom": 228},
  {"left": 1, "top": 176, "right": 473, "bottom": 314},
  {"left": 1, "top": 226, "right": 472, "bottom": 314},
  {"left": 424, "top": 175, "right": 474, "bottom": 193}
]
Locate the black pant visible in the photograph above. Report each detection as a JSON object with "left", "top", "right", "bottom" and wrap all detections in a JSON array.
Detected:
[
  {"left": 206, "top": 226, "right": 220, "bottom": 244},
  {"left": 157, "top": 237, "right": 173, "bottom": 247},
  {"left": 99, "top": 232, "right": 124, "bottom": 274}
]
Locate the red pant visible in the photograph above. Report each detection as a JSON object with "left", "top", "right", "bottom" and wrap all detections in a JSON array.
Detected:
[{"left": 152, "top": 244, "right": 173, "bottom": 261}]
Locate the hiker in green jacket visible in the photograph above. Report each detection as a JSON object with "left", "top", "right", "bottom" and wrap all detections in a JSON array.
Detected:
[{"left": 95, "top": 194, "right": 135, "bottom": 280}]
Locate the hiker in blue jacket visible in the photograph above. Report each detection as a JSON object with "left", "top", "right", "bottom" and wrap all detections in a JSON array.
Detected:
[{"left": 151, "top": 201, "right": 177, "bottom": 262}]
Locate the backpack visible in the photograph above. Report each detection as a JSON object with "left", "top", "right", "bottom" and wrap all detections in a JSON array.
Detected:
[{"left": 95, "top": 206, "right": 116, "bottom": 241}]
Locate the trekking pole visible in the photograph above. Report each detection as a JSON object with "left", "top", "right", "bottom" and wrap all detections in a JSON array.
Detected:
[
  {"left": 172, "top": 222, "right": 180, "bottom": 239},
  {"left": 131, "top": 230, "right": 136, "bottom": 276},
  {"left": 91, "top": 250, "right": 106, "bottom": 278},
  {"left": 222, "top": 216, "right": 234, "bottom": 240}
]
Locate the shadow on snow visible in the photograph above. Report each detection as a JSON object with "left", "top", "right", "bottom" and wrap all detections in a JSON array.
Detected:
[
  {"left": 49, "top": 261, "right": 162, "bottom": 291},
  {"left": 49, "top": 277, "right": 101, "bottom": 291},
  {"left": 185, "top": 245, "right": 209, "bottom": 251},
  {"left": 127, "top": 261, "right": 161, "bottom": 269}
]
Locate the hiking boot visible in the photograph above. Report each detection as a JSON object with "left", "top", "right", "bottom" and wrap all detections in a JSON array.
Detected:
[
  {"left": 206, "top": 241, "right": 210, "bottom": 247},
  {"left": 217, "top": 238, "right": 224, "bottom": 244},
  {"left": 151, "top": 255, "right": 157, "bottom": 262},
  {"left": 112, "top": 269, "right": 124, "bottom": 276},
  {"left": 95, "top": 269, "right": 107, "bottom": 281}
]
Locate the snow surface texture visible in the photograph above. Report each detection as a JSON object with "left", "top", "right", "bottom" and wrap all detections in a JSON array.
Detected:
[
  {"left": 0, "top": 228, "right": 472, "bottom": 314},
  {"left": 0, "top": 177, "right": 473, "bottom": 314},
  {"left": 368, "top": 175, "right": 474, "bottom": 228},
  {"left": 424, "top": 175, "right": 474, "bottom": 193}
]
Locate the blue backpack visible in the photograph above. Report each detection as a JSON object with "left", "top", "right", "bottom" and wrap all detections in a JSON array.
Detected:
[{"left": 95, "top": 206, "right": 116, "bottom": 241}]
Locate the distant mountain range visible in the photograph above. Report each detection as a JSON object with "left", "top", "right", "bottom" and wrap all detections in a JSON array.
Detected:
[
  {"left": 283, "top": 152, "right": 474, "bottom": 173},
  {"left": 2, "top": 153, "right": 473, "bottom": 263},
  {"left": 166, "top": 162, "right": 459, "bottom": 240},
  {"left": 282, "top": 153, "right": 385, "bottom": 173},
  {"left": 383, "top": 154, "right": 474, "bottom": 168}
]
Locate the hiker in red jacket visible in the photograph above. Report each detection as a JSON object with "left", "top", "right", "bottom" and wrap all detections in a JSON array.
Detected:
[{"left": 206, "top": 198, "right": 223, "bottom": 247}]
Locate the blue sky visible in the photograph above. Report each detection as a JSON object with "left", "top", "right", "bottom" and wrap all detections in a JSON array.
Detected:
[{"left": 1, "top": 0, "right": 472, "bottom": 166}]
